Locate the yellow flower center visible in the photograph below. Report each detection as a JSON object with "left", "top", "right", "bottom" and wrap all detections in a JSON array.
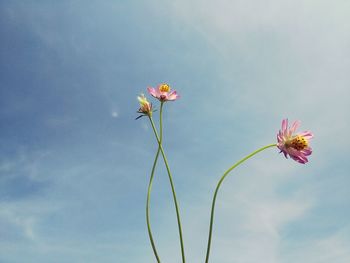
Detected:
[
  {"left": 289, "top": 135, "right": 308, "bottom": 150},
  {"left": 159, "top": 84, "right": 170, "bottom": 92}
]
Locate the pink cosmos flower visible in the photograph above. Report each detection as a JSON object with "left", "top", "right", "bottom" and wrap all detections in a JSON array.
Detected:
[
  {"left": 136, "top": 94, "right": 153, "bottom": 119},
  {"left": 277, "top": 119, "right": 314, "bottom": 164},
  {"left": 147, "top": 83, "right": 179, "bottom": 102}
]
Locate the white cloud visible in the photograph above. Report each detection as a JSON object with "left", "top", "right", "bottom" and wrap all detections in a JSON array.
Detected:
[
  {"left": 282, "top": 230, "right": 350, "bottom": 263},
  {"left": 0, "top": 149, "right": 50, "bottom": 181},
  {"left": 0, "top": 201, "right": 54, "bottom": 242},
  {"left": 111, "top": 111, "right": 119, "bottom": 118}
]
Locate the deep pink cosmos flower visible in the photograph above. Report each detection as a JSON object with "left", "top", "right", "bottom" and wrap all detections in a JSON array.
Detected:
[
  {"left": 147, "top": 83, "right": 179, "bottom": 102},
  {"left": 277, "top": 119, "right": 314, "bottom": 164}
]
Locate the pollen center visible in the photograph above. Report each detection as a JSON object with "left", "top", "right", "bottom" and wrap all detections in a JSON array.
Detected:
[
  {"left": 290, "top": 136, "right": 308, "bottom": 150},
  {"left": 159, "top": 84, "right": 170, "bottom": 92}
]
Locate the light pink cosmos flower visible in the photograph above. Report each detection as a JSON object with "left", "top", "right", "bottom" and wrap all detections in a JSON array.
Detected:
[
  {"left": 136, "top": 94, "right": 153, "bottom": 119},
  {"left": 277, "top": 119, "right": 314, "bottom": 164},
  {"left": 147, "top": 83, "right": 179, "bottom": 102}
]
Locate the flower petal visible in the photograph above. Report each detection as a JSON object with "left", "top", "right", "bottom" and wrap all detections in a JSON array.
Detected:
[
  {"left": 167, "top": 91, "right": 179, "bottom": 101},
  {"left": 147, "top": 87, "right": 157, "bottom": 98},
  {"left": 282, "top": 119, "right": 288, "bottom": 133},
  {"left": 299, "top": 131, "right": 314, "bottom": 140},
  {"left": 291, "top": 120, "right": 301, "bottom": 133}
]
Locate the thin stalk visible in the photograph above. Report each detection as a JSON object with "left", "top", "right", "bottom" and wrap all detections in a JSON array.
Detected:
[
  {"left": 204, "top": 144, "right": 277, "bottom": 263},
  {"left": 149, "top": 115, "right": 186, "bottom": 263},
  {"left": 146, "top": 103, "right": 165, "bottom": 262}
]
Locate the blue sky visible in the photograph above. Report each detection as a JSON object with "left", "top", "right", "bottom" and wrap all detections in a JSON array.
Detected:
[{"left": 0, "top": 0, "right": 349, "bottom": 262}]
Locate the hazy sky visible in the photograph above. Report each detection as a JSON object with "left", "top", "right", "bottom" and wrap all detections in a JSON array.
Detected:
[{"left": 1, "top": 1, "right": 349, "bottom": 263}]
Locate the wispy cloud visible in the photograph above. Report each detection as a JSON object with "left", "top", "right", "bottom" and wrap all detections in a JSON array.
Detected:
[{"left": 1, "top": 0, "right": 349, "bottom": 262}]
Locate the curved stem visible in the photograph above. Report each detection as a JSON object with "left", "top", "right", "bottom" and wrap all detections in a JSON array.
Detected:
[
  {"left": 149, "top": 115, "right": 186, "bottom": 263},
  {"left": 204, "top": 144, "right": 277, "bottom": 263},
  {"left": 146, "top": 103, "right": 164, "bottom": 262}
]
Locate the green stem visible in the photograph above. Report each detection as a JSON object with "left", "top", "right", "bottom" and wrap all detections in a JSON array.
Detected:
[
  {"left": 146, "top": 103, "right": 165, "bottom": 262},
  {"left": 149, "top": 114, "right": 186, "bottom": 263},
  {"left": 204, "top": 144, "right": 277, "bottom": 263}
]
